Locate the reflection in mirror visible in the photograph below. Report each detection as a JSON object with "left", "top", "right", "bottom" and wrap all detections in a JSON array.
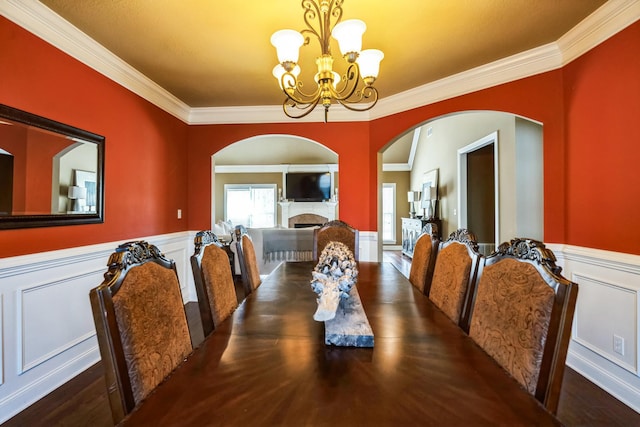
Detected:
[{"left": 0, "top": 104, "right": 104, "bottom": 229}]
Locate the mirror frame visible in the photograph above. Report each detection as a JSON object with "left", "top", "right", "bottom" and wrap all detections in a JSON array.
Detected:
[{"left": 0, "top": 104, "right": 105, "bottom": 229}]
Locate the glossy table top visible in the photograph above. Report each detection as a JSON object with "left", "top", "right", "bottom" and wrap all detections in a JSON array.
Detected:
[{"left": 122, "top": 261, "right": 560, "bottom": 426}]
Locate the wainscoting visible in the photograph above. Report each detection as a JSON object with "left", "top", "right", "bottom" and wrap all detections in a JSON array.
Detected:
[
  {"left": 548, "top": 244, "right": 640, "bottom": 412},
  {"left": 0, "top": 235, "right": 637, "bottom": 423},
  {"left": 0, "top": 231, "right": 197, "bottom": 423}
]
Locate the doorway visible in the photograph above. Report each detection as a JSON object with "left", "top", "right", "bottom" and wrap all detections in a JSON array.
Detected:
[{"left": 458, "top": 132, "right": 499, "bottom": 255}]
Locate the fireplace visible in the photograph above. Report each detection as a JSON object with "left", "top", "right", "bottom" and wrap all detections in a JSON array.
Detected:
[
  {"left": 289, "top": 213, "right": 327, "bottom": 228},
  {"left": 279, "top": 201, "right": 337, "bottom": 228}
]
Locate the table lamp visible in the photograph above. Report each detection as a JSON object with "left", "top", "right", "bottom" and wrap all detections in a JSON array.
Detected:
[
  {"left": 68, "top": 185, "right": 87, "bottom": 212},
  {"left": 407, "top": 191, "right": 421, "bottom": 218}
]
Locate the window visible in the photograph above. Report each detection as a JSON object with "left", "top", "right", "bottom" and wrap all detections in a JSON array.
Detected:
[
  {"left": 224, "top": 184, "right": 276, "bottom": 228},
  {"left": 382, "top": 183, "right": 396, "bottom": 243}
]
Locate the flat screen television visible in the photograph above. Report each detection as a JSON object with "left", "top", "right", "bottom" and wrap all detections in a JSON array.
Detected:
[{"left": 286, "top": 172, "right": 331, "bottom": 202}]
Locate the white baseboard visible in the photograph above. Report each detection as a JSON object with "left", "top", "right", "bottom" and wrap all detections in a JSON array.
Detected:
[
  {"left": 0, "top": 347, "right": 100, "bottom": 423},
  {"left": 567, "top": 347, "right": 640, "bottom": 413}
]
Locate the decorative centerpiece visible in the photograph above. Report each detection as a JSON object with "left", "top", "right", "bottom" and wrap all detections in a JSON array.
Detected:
[{"left": 310, "top": 241, "right": 373, "bottom": 347}]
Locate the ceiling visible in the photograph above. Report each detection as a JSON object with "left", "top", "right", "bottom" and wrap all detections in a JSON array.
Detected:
[{"left": 38, "top": 0, "right": 607, "bottom": 109}]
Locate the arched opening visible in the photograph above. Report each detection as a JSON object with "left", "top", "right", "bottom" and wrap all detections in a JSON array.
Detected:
[
  {"left": 211, "top": 134, "right": 338, "bottom": 228},
  {"left": 210, "top": 135, "right": 339, "bottom": 276},
  {"left": 379, "top": 111, "right": 543, "bottom": 258}
]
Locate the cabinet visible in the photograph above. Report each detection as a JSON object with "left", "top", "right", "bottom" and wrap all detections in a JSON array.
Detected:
[{"left": 401, "top": 217, "right": 442, "bottom": 258}]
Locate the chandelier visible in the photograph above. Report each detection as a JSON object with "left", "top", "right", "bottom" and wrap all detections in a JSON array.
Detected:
[{"left": 271, "top": 0, "right": 384, "bottom": 121}]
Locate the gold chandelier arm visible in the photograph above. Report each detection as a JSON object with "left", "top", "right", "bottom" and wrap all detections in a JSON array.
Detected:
[
  {"left": 329, "top": 62, "right": 360, "bottom": 102},
  {"left": 301, "top": 0, "right": 343, "bottom": 53},
  {"left": 336, "top": 86, "right": 379, "bottom": 112},
  {"left": 283, "top": 96, "right": 322, "bottom": 119},
  {"left": 301, "top": 0, "right": 322, "bottom": 46},
  {"left": 280, "top": 73, "right": 322, "bottom": 105}
]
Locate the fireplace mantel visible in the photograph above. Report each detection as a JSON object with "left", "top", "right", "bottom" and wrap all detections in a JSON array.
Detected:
[{"left": 279, "top": 201, "right": 338, "bottom": 228}]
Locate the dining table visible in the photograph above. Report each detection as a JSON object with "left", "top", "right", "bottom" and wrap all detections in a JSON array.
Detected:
[{"left": 122, "top": 261, "right": 561, "bottom": 426}]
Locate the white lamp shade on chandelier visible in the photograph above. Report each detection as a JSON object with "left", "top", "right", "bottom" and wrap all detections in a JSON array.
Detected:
[
  {"left": 331, "top": 19, "right": 366, "bottom": 57},
  {"left": 270, "top": 30, "right": 304, "bottom": 65},
  {"left": 357, "top": 49, "right": 384, "bottom": 79}
]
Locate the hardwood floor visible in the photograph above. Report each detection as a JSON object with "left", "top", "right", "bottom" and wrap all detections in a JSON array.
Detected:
[{"left": 4, "top": 253, "right": 639, "bottom": 426}]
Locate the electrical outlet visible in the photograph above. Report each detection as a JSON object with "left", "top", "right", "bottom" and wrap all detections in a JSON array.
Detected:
[
  {"left": 613, "top": 334, "right": 625, "bottom": 356},
  {"left": 177, "top": 209, "right": 182, "bottom": 219}
]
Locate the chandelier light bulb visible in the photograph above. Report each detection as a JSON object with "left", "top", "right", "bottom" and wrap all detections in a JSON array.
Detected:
[{"left": 314, "top": 71, "right": 341, "bottom": 88}]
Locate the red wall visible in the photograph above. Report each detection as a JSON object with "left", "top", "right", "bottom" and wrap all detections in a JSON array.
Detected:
[
  {"left": 0, "top": 17, "right": 189, "bottom": 257},
  {"left": 186, "top": 122, "right": 371, "bottom": 231},
  {"left": 1, "top": 17, "right": 638, "bottom": 258},
  {"left": 562, "top": 21, "right": 640, "bottom": 254},
  {"left": 187, "top": 71, "right": 566, "bottom": 242}
]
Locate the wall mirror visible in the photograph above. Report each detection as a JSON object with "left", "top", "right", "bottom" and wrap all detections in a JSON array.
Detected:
[{"left": 0, "top": 104, "right": 104, "bottom": 229}]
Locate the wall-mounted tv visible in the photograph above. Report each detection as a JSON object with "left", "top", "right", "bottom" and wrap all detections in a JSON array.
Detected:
[{"left": 286, "top": 172, "right": 331, "bottom": 202}]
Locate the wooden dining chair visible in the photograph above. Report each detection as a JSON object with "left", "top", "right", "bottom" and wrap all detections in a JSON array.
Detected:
[
  {"left": 408, "top": 223, "right": 440, "bottom": 295},
  {"left": 313, "top": 220, "right": 359, "bottom": 261},
  {"left": 89, "top": 241, "right": 193, "bottom": 424},
  {"left": 467, "top": 238, "right": 578, "bottom": 414},
  {"left": 428, "top": 228, "right": 481, "bottom": 332},
  {"left": 191, "top": 230, "right": 239, "bottom": 337},
  {"left": 234, "top": 225, "right": 261, "bottom": 297}
]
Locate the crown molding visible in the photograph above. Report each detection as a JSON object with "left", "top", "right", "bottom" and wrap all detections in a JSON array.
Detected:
[
  {"left": 188, "top": 104, "right": 372, "bottom": 125},
  {"left": 0, "top": 0, "right": 191, "bottom": 122},
  {"left": 2, "top": 0, "right": 638, "bottom": 125},
  {"left": 371, "top": 43, "right": 562, "bottom": 120},
  {"left": 558, "top": 0, "right": 640, "bottom": 65}
]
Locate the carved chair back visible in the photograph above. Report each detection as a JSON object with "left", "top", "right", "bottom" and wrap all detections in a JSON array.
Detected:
[
  {"left": 467, "top": 238, "right": 578, "bottom": 414},
  {"left": 409, "top": 223, "right": 440, "bottom": 295},
  {"left": 428, "top": 229, "right": 481, "bottom": 332},
  {"left": 191, "top": 231, "right": 238, "bottom": 337},
  {"left": 313, "top": 220, "right": 359, "bottom": 261},
  {"left": 234, "top": 225, "right": 261, "bottom": 296},
  {"left": 89, "top": 241, "right": 192, "bottom": 424}
]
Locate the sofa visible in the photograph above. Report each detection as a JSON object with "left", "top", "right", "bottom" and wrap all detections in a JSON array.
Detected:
[{"left": 228, "top": 226, "right": 317, "bottom": 277}]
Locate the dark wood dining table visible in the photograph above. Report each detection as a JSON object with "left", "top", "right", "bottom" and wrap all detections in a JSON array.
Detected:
[{"left": 122, "top": 261, "right": 561, "bottom": 426}]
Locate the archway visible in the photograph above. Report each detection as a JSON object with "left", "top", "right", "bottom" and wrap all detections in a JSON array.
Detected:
[
  {"left": 379, "top": 111, "right": 543, "bottom": 257},
  {"left": 211, "top": 134, "right": 338, "bottom": 228}
]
